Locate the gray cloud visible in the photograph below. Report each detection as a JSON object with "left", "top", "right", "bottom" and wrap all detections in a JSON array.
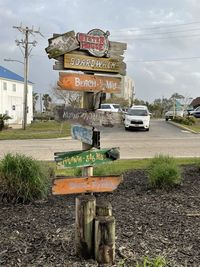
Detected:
[{"left": 0, "top": 0, "right": 200, "bottom": 102}]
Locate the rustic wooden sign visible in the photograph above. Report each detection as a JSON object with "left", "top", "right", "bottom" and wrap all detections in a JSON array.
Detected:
[
  {"left": 45, "top": 31, "right": 79, "bottom": 59},
  {"left": 71, "top": 125, "right": 93, "bottom": 145},
  {"left": 54, "top": 148, "right": 120, "bottom": 168},
  {"left": 55, "top": 106, "right": 122, "bottom": 127},
  {"left": 52, "top": 175, "right": 123, "bottom": 195},
  {"left": 63, "top": 53, "right": 126, "bottom": 74},
  {"left": 58, "top": 73, "right": 121, "bottom": 93}
]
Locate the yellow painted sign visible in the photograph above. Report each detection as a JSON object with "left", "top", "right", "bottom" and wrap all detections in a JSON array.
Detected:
[{"left": 64, "top": 53, "right": 124, "bottom": 73}]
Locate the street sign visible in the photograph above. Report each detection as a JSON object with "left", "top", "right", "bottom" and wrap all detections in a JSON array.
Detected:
[
  {"left": 58, "top": 73, "right": 121, "bottom": 93},
  {"left": 54, "top": 148, "right": 120, "bottom": 168},
  {"left": 52, "top": 175, "right": 123, "bottom": 195},
  {"left": 64, "top": 53, "right": 125, "bottom": 74},
  {"left": 71, "top": 125, "right": 93, "bottom": 145}
]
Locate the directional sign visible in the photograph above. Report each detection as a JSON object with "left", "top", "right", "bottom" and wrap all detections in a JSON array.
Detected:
[
  {"left": 71, "top": 125, "right": 93, "bottom": 145},
  {"left": 64, "top": 53, "right": 125, "bottom": 74},
  {"left": 52, "top": 175, "right": 123, "bottom": 195},
  {"left": 54, "top": 148, "right": 120, "bottom": 168},
  {"left": 58, "top": 73, "right": 121, "bottom": 93}
]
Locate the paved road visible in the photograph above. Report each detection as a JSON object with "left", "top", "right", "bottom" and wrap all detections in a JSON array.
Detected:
[{"left": 0, "top": 120, "right": 200, "bottom": 160}]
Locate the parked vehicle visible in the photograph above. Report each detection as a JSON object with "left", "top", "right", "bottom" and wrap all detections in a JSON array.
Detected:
[
  {"left": 97, "top": 103, "right": 122, "bottom": 113},
  {"left": 124, "top": 105, "right": 150, "bottom": 131},
  {"left": 190, "top": 106, "right": 200, "bottom": 118},
  {"left": 165, "top": 110, "right": 184, "bottom": 121}
]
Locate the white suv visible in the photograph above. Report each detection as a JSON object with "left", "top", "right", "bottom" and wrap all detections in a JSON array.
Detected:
[
  {"left": 97, "top": 103, "right": 121, "bottom": 113},
  {"left": 124, "top": 105, "right": 150, "bottom": 131}
]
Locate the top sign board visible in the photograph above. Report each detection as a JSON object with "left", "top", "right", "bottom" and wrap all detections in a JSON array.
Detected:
[{"left": 77, "top": 29, "right": 110, "bottom": 57}]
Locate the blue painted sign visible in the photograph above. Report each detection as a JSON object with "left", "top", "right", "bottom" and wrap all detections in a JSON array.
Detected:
[{"left": 71, "top": 125, "right": 93, "bottom": 145}]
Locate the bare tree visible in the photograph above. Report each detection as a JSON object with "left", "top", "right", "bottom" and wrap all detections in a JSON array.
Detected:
[{"left": 51, "top": 84, "right": 82, "bottom": 108}]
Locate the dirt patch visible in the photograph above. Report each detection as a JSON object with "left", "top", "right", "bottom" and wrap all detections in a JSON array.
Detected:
[{"left": 0, "top": 165, "right": 200, "bottom": 266}]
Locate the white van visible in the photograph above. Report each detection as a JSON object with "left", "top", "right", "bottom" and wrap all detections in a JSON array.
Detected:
[{"left": 124, "top": 105, "right": 150, "bottom": 131}]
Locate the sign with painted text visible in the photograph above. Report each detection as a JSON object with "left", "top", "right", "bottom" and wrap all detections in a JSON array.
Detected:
[
  {"left": 58, "top": 73, "right": 121, "bottom": 93},
  {"left": 45, "top": 31, "right": 79, "bottom": 59},
  {"left": 77, "top": 29, "right": 110, "bottom": 57},
  {"left": 55, "top": 106, "right": 122, "bottom": 127},
  {"left": 71, "top": 125, "right": 93, "bottom": 145},
  {"left": 52, "top": 175, "right": 123, "bottom": 195},
  {"left": 54, "top": 148, "right": 120, "bottom": 168},
  {"left": 64, "top": 53, "right": 125, "bottom": 74}
]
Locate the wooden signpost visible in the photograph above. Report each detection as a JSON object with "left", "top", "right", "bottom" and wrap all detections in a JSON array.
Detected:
[
  {"left": 45, "top": 28, "right": 127, "bottom": 265},
  {"left": 58, "top": 72, "right": 121, "bottom": 93},
  {"left": 52, "top": 175, "right": 123, "bottom": 195}
]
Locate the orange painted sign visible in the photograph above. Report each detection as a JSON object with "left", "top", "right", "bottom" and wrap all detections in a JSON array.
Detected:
[
  {"left": 58, "top": 73, "right": 121, "bottom": 93},
  {"left": 52, "top": 175, "right": 123, "bottom": 195}
]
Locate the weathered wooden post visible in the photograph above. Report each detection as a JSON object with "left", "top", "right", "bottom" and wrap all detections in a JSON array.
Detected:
[
  {"left": 94, "top": 216, "right": 116, "bottom": 264},
  {"left": 95, "top": 200, "right": 115, "bottom": 264},
  {"left": 75, "top": 91, "right": 95, "bottom": 258},
  {"left": 75, "top": 194, "right": 96, "bottom": 258}
]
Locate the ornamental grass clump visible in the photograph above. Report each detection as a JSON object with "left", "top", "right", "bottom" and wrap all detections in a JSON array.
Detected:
[
  {"left": 0, "top": 153, "right": 51, "bottom": 203},
  {"left": 148, "top": 154, "right": 182, "bottom": 189}
]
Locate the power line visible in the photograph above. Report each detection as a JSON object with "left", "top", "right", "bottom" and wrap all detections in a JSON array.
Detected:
[
  {"left": 112, "top": 20, "right": 200, "bottom": 32},
  {"left": 127, "top": 56, "right": 200, "bottom": 63}
]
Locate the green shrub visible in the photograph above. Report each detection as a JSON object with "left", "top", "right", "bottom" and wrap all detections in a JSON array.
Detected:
[
  {"left": 135, "top": 256, "right": 167, "bottom": 267},
  {"left": 118, "top": 256, "right": 167, "bottom": 267},
  {"left": 172, "top": 116, "right": 195, "bottom": 125},
  {"left": 0, "top": 153, "right": 52, "bottom": 203},
  {"left": 148, "top": 154, "right": 182, "bottom": 189}
]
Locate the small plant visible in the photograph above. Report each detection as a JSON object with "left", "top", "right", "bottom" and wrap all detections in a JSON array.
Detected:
[
  {"left": 148, "top": 154, "right": 182, "bottom": 189},
  {"left": 0, "top": 153, "right": 52, "bottom": 203},
  {"left": 0, "top": 113, "right": 11, "bottom": 131},
  {"left": 135, "top": 256, "right": 167, "bottom": 267}
]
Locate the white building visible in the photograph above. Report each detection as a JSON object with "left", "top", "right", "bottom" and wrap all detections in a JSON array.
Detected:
[{"left": 0, "top": 66, "right": 33, "bottom": 125}]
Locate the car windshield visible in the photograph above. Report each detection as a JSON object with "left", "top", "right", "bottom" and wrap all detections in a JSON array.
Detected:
[
  {"left": 127, "top": 109, "right": 148, "bottom": 116},
  {"left": 113, "top": 104, "right": 120, "bottom": 109}
]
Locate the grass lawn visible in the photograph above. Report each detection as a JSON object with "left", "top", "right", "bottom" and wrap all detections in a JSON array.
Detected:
[
  {"left": 0, "top": 121, "right": 71, "bottom": 140},
  {"left": 54, "top": 157, "right": 200, "bottom": 176},
  {"left": 181, "top": 118, "right": 200, "bottom": 133}
]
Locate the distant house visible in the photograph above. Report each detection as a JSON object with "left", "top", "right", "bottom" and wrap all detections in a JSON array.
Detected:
[
  {"left": 190, "top": 97, "right": 200, "bottom": 109},
  {"left": 0, "top": 66, "right": 33, "bottom": 124}
]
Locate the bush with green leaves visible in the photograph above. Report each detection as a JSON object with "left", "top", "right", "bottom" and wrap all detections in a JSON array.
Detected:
[
  {"left": 0, "top": 153, "right": 52, "bottom": 203},
  {"left": 148, "top": 154, "right": 182, "bottom": 189},
  {"left": 118, "top": 256, "right": 167, "bottom": 267}
]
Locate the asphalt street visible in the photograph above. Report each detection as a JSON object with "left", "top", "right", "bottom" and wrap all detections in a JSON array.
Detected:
[{"left": 0, "top": 120, "right": 200, "bottom": 160}]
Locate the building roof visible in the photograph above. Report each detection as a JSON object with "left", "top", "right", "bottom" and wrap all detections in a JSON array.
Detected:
[
  {"left": 0, "top": 65, "right": 33, "bottom": 84},
  {"left": 190, "top": 97, "right": 200, "bottom": 108}
]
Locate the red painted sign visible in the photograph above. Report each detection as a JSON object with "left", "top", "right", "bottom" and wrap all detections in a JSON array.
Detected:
[{"left": 77, "top": 29, "right": 110, "bottom": 57}]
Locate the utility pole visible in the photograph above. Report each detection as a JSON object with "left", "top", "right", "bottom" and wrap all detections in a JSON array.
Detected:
[{"left": 13, "top": 24, "right": 43, "bottom": 130}]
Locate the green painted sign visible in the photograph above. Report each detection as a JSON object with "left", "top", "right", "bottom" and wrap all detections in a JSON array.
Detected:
[{"left": 54, "top": 148, "right": 120, "bottom": 168}]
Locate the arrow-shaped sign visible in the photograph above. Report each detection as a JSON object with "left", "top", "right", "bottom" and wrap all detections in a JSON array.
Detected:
[
  {"left": 52, "top": 175, "right": 123, "bottom": 195},
  {"left": 54, "top": 148, "right": 120, "bottom": 168}
]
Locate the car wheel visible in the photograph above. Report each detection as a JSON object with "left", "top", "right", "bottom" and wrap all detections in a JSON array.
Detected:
[
  {"left": 165, "top": 118, "right": 169, "bottom": 121},
  {"left": 125, "top": 127, "right": 129, "bottom": 131},
  {"left": 145, "top": 128, "right": 149, "bottom": 131}
]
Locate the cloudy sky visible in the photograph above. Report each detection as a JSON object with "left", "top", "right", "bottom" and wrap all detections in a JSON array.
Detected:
[{"left": 1, "top": 0, "right": 200, "bottom": 103}]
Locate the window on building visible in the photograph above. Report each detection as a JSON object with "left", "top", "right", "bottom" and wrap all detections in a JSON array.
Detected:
[
  {"left": 12, "top": 84, "right": 16, "bottom": 92},
  {"left": 3, "top": 82, "right": 7, "bottom": 90}
]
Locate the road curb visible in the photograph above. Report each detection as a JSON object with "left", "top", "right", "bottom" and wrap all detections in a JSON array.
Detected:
[{"left": 168, "top": 121, "right": 199, "bottom": 134}]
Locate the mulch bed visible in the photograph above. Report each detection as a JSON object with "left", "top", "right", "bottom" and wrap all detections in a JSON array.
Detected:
[{"left": 0, "top": 165, "right": 200, "bottom": 267}]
